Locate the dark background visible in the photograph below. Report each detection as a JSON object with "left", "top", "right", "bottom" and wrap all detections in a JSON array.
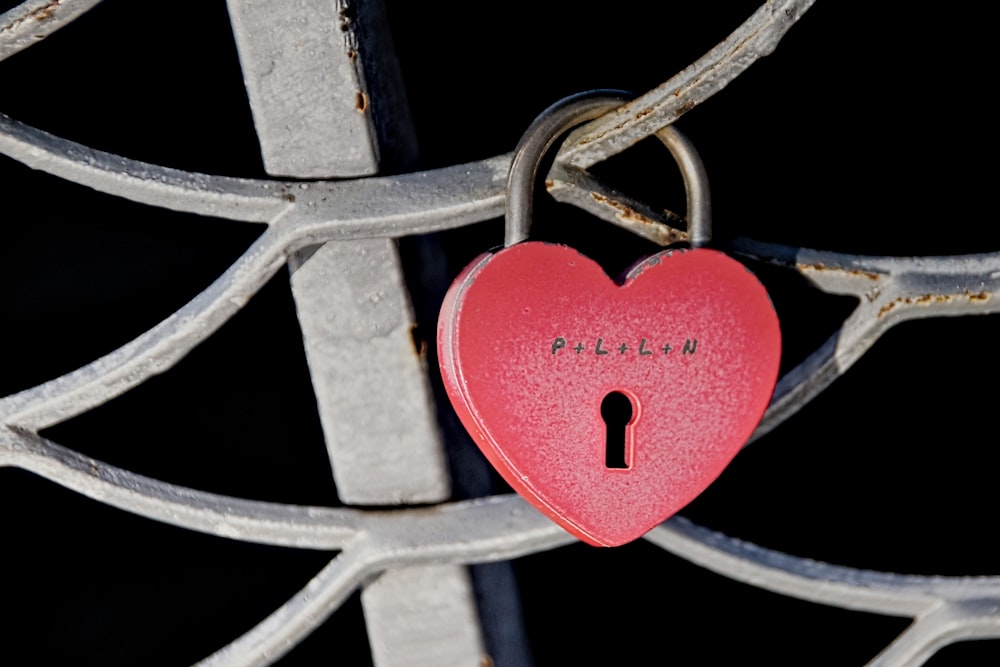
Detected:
[{"left": 1, "top": 1, "right": 998, "bottom": 664}]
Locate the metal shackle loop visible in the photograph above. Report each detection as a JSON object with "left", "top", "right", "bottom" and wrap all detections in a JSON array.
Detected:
[{"left": 504, "top": 90, "right": 712, "bottom": 248}]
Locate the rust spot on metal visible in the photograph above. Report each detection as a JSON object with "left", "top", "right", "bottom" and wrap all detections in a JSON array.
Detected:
[
  {"left": 850, "top": 268, "right": 874, "bottom": 279},
  {"left": 544, "top": 179, "right": 555, "bottom": 189},
  {"left": 355, "top": 91, "right": 368, "bottom": 112},
  {"left": 878, "top": 294, "right": 950, "bottom": 317},
  {"left": 795, "top": 262, "right": 880, "bottom": 280},
  {"left": 281, "top": 193, "right": 296, "bottom": 203},
  {"left": 346, "top": 49, "right": 357, "bottom": 61},
  {"left": 591, "top": 192, "right": 650, "bottom": 223},
  {"left": 590, "top": 192, "right": 687, "bottom": 245},
  {"left": 876, "top": 301, "right": 894, "bottom": 317},
  {"left": 338, "top": 1, "right": 355, "bottom": 31},
  {"left": 575, "top": 102, "right": 653, "bottom": 147},
  {"left": 480, "top": 656, "right": 495, "bottom": 667},
  {"left": 33, "top": 0, "right": 61, "bottom": 21},
  {"left": 877, "top": 290, "right": 990, "bottom": 318},
  {"left": 676, "top": 100, "right": 696, "bottom": 115},
  {"left": 2, "top": 0, "right": 61, "bottom": 31}
]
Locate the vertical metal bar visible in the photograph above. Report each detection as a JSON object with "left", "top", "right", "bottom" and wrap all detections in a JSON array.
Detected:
[
  {"left": 285, "top": 238, "right": 451, "bottom": 503},
  {"left": 362, "top": 565, "right": 487, "bottom": 667},
  {"left": 226, "top": 1, "right": 488, "bottom": 664},
  {"left": 226, "top": 0, "right": 380, "bottom": 177}
]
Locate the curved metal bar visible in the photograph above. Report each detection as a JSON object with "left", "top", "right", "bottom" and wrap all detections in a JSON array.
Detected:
[
  {"left": 15, "top": 402, "right": 1000, "bottom": 667},
  {"left": 15, "top": 413, "right": 1000, "bottom": 667},
  {"left": 2, "top": 417, "right": 569, "bottom": 666},
  {"left": 869, "top": 603, "right": 1000, "bottom": 667},
  {"left": 280, "top": 153, "right": 509, "bottom": 248},
  {"left": 868, "top": 608, "right": 955, "bottom": 667},
  {"left": 0, "top": 226, "right": 289, "bottom": 430},
  {"left": 360, "top": 496, "right": 574, "bottom": 568},
  {"left": 0, "top": 113, "right": 513, "bottom": 233},
  {"left": 645, "top": 517, "right": 1000, "bottom": 617},
  {"left": 735, "top": 239, "right": 1000, "bottom": 441},
  {"left": 557, "top": 0, "right": 817, "bottom": 169},
  {"left": 195, "top": 548, "right": 375, "bottom": 667},
  {"left": 0, "top": 421, "right": 569, "bottom": 557},
  {"left": 0, "top": 0, "right": 104, "bottom": 62},
  {"left": 0, "top": 113, "right": 293, "bottom": 223},
  {"left": 0, "top": 111, "right": 690, "bottom": 248},
  {"left": 0, "top": 425, "right": 363, "bottom": 549},
  {"left": 0, "top": 140, "right": 661, "bottom": 434},
  {"left": 13, "top": 406, "right": 1000, "bottom": 667},
  {"left": 196, "top": 495, "right": 571, "bottom": 667},
  {"left": 0, "top": 150, "right": 509, "bottom": 430}
]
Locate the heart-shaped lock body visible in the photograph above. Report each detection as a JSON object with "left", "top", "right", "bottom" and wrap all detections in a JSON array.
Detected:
[
  {"left": 439, "top": 243, "right": 780, "bottom": 546},
  {"left": 438, "top": 92, "right": 781, "bottom": 546}
]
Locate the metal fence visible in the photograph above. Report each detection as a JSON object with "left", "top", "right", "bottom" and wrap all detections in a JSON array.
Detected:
[{"left": 1, "top": 1, "right": 998, "bottom": 664}]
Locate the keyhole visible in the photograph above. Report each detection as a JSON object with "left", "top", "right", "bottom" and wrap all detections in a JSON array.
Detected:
[{"left": 601, "top": 391, "right": 633, "bottom": 469}]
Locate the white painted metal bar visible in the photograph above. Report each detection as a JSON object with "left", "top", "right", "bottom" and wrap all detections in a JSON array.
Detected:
[
  {"left": 362, "top": 566, "right": 487, "bottom": 667},
  {"left": 226, "top": 2, "right": 486, "bottom": 666},
  {"left": 226, "top": 0, "right": 380, "bottom": 177},
  {"left": 286, "top": 239, "right": 450, "bottom": 504}
]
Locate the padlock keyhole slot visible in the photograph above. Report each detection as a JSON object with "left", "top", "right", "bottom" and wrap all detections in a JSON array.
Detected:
[{"left": 601, "top": 391, "right": 634, "bottom": 469}]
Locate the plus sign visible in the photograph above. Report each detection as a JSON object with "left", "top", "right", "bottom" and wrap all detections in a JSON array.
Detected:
[
  {"left": 662, "top": 343, "right": 673, "bottom": 355},
  {"left": 618, "top": 343, "right": 628, "bottom": 354},
  {"left": 574, "top": 342, "right": 585, "bottom": 354}
]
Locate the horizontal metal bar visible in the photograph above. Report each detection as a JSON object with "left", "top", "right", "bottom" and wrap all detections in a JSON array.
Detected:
[
  {"left": 0, "top": 113, "right": 292, "bottom": 223},
  {"left": 0, "top": 425, "right": 362, "bottom": 549},
  {"left": 645, "top": 517, "right": 1000, "bottom": 617},
  {"left": 0, "top": 423, "right": 571, "bottom": 557}
]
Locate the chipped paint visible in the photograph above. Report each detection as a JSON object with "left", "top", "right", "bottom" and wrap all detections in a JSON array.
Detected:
[
  {"left": 969, "top": 291, "right": 990, "bottom": 302},
  {"left": 32, "top": 1, "right": 61, "bottom": 21},
  {"left": 877, "top": 290, "right": 991, "bottom": 318},
  {"left": 864, "top": 286, "right": 882, "bottom": 303},
  {"left": 590, "top": 191, "right": 688, "bottom": 245},
  {"left": 796, "top": 262, "right": 881, "bottom": 280},
  {"left": 1, "top": 0, "right": 63, "bottom": 35}
]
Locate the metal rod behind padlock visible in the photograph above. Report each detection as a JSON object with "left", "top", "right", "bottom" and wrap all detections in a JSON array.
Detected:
[{"left": 504, "top": 90, "right": 712, "bottom": 248}]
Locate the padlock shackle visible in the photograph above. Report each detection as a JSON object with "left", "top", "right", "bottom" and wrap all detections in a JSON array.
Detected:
[
  {"left": 504, "top": 90, "right": 712, "bottom": 248},
  {"left": 654, "top": 125, "right": 712, "bottom": 248}
]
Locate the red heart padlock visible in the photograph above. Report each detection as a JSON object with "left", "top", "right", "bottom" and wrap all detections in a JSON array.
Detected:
[{"left": 438, "top": 93, "right": 781, "bottom": 547}]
